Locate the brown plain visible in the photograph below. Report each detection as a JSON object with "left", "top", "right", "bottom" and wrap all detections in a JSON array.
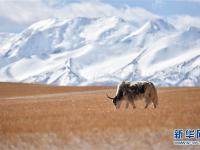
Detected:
[{"left": 0, "top": 82, "right": 200, "bottom": 149}]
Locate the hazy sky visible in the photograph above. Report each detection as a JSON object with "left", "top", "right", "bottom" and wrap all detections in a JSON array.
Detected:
[
  {"left": 48, "top": 0, "right": 200, "bottom": 16},
  {"left": 104, "top": 0, "right": 200, "bottom": 16},
  {"left": 0, "top": 0, "right": 200, "bottom": 32}
]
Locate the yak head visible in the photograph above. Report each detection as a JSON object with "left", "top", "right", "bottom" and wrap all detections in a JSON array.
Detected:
[
  {"left": 106, "top": 93, "right": 123, "bottom": 109},
  {"left": 106, "top": 81, "right": 127, "bottom": 109}
]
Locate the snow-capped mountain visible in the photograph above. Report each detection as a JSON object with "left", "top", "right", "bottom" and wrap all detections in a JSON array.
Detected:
[{"left": 0, "top": 17, "right": 199, "bottom": 86}]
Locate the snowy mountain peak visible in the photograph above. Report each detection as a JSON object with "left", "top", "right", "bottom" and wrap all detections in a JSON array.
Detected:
[
  {"left": 2, "top": 17, "right": 136, "bottom": 58},
  {"left": 183, "top": 26, "right": 200, "bottom": 36},
  {"left": 187, "top": 26, "right": 200, "bottom": 32},
  {"left": 142, "top": 18, "right": 175, "bottom": 33},
  {"left": 0, "top": 17, "right": 199, "bottom": 86}
]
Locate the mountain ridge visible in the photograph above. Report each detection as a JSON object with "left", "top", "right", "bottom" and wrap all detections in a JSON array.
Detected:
[{"left": 0, "top": 17, "right": 199, "bottom": 86}]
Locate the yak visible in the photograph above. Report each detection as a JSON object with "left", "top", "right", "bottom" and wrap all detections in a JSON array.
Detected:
[{"left": 107, "top": 81, "right": 158, "bottom": 109}]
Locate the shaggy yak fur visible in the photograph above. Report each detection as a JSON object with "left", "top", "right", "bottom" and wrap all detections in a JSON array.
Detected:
[{"left": 107, "top": 81, "right": 158, "bottom": 109}]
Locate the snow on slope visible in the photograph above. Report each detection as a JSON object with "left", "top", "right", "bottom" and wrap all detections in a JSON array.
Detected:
[
  {"left": 0, "top": 17, "right": 199, "bottom": 86},
  {"left": 0, "top": 33, "right": 16, "bottom": 46}
]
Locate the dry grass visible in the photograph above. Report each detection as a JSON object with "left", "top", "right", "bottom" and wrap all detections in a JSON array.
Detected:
[
  {"left": 0, "top": 82, "right": 200, "bottom": 150},
  {"left": 0, "top": 82, "right": 112, "bottom": 98}
]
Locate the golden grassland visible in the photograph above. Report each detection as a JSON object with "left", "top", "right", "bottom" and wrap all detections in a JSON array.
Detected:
[{"left": 0, "top": 82, "right": 200, "bottom": 149}]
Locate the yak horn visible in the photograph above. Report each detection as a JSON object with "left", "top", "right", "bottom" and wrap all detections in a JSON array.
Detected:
[{"left": 106, "top": 94, "right": 115, "bottom": 100}]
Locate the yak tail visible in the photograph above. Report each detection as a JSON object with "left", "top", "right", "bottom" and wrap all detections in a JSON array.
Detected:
[{"left": 151, "top": 83, "right": 158, "bottom": 107}]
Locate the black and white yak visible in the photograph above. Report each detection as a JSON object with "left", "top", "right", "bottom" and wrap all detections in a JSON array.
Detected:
[{"left": 107, "top": 81, "right": 158, "bottom": 109}]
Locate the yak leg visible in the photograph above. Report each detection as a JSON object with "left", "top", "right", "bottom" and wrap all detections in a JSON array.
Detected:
[
  {"left": 144, "top": 97, "right": 151, "bottom": 109},
  {"left": 127, "top": 95, "right": 136, "bottom": 109},
  {"left": 144, "top": 103, "right": 150, "bottom": 109},
  {"left": 116, "top": 101, "right": 122, "bottom": 109},
  {"left": 153, "top": 101, "right": 157, "bottom": 108},
  {"left": 129, "top": 100, "right": 136, "bottom": 109},
  {"left": 152, "top": 93, "right": 158, "bottom": 109},
  {"left": 125, "top": 101, "right": 129, "bottom": 109},
  {"left": 132, "top": 102, "right": 136, "bottom": 109}
]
